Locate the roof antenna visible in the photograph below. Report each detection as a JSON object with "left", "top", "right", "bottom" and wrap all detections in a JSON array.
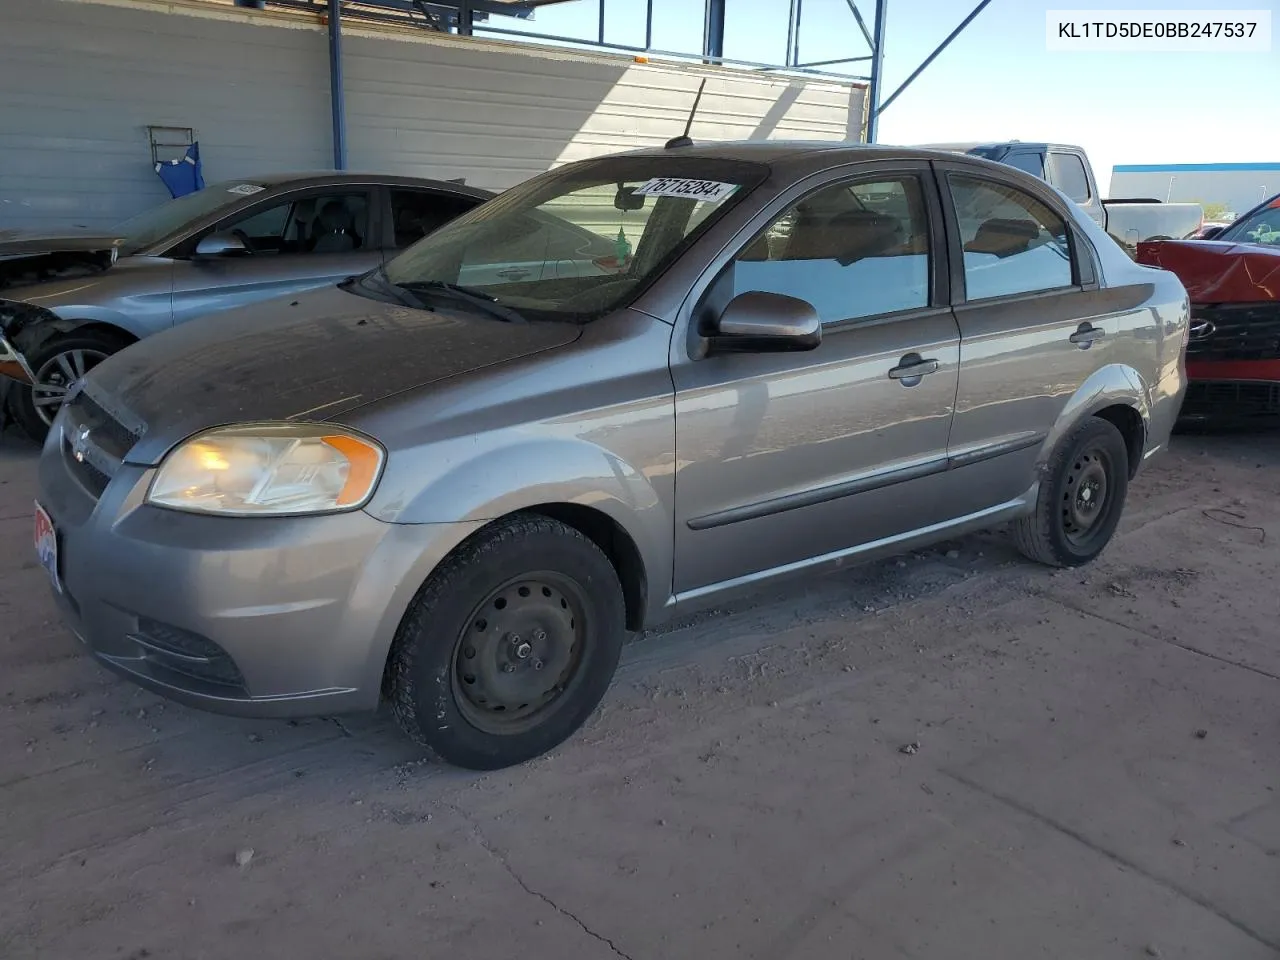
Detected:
[{"left": 665, "top": 78, "right": 707, "bottom": 150}]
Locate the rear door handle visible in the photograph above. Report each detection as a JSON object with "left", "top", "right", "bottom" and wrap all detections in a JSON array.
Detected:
[
  {"left": 1069, "top": 324, "right": 1105, "bottom": 348},
  {"left": 888, "top": 354, "right": 940, "bottom": 383}
]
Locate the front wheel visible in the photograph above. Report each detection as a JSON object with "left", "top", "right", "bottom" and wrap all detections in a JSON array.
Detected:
[
  {"left": 388, "top": 514, "right": 626, "bottom": 770},
  {"left": 8, "top": 331, "right": 127, "bottom": 443},
  {"left": 1013, "top": 417, "right": 1130, "bottom": 567}
]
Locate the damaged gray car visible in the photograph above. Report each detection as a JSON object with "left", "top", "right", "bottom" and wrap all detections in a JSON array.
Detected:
[{"left": 0, "top": 173, "right": 492, "bottom": 440}]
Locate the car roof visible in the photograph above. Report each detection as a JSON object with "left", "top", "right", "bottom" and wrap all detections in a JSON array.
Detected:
[
  {"left": 227, "top": 172, "right": 495, "bottom": 199},
  {"left": 596, "top": 139, "right": 1023, "bottom": 177}
]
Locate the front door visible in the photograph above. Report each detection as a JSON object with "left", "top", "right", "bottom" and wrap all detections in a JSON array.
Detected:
[
  {"left": 937, "top": 166, "right": 1120, "bottom": 516},
  {"left": 169, "top": 188, "right": 381, "bottom": 326},
  {"left": 671, "top": 165, "right": 962, "bottom": 597}
]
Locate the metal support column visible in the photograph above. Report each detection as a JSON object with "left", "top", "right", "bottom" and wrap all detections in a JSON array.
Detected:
[
  {"left": 865, "top": 0, "right": 887, "bottom": 142},
  {"left": 327, "top": 0, "right": 347, "bottom": 169},
  {"left": 872, "top": 0, "right": 992, "bottom": 129},
  {"left": 457, "top": 0, "right": 474, "bottom": 35},
  {"left": 703, "top": 0, "right": 725, "bottom": 62}
]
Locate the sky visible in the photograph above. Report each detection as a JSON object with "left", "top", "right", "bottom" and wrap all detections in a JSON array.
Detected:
[{"left": 490, "top": 0, "right": 1280, "bottom": 197}]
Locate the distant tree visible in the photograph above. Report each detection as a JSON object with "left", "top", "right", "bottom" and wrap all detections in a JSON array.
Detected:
[{"left": 1196, "top": 201, "right": 1230, "bottom": 221}]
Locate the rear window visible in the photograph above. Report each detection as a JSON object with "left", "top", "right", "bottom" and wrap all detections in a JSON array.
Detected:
[{"left": 1047, "top": 153, "right": 1091, "bottom": 204}]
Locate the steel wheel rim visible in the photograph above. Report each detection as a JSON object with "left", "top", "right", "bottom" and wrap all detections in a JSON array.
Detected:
[
  {"left": 451, "top": 573, "right": 589, "bottom": 736},
  {"left": 31, "top": 348, "right": 108, "bottom": 426},
  {"left": 1062, "top": 447, "right": 1111, "bottom": 546}
]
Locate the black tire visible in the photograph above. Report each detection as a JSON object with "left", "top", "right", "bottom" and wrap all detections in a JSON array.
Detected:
[
  {"left": 7, "top": 330, "right": 130, "bottom": 443},
  {"left": 388, "top": 514, "right": 625, "bottom": 770},
  {"left": 1013, "top": 416, "right": 1130, "bottom": 568}
]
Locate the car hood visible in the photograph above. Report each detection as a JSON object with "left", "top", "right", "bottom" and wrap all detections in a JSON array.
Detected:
[
  {"left": 80, "top": 285, "right": 583, "bottom": 465},
  {"left": 0, "top": 229, "right": 123, "bottom": 291},
  {"left": 1134, "top": 239, "right": 1280, "bottom": 303},
  {"left": 0, "top": 228, "right": 123, "bottom": 259}
]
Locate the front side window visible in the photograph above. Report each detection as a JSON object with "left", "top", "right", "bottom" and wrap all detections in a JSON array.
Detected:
[
  {"left": 1046, "top": 152, "right": 1091, "bottom": 203},
  {"left": 380, "top": 157, "right": 766, "bottom": 322},
  {"left": 949, "top": 175, "right": 1074, "bottom": 300},
  {"left": 113, "top": 180, "right": 271, "bottom": 255},
  {"left": 222, "top": 193, "right": 370, "bottom": 255},
  {"left": 1218, "top": 195, "right": 1280, "bottom": 246},
  {"left": 725, "top": 176, "right": 931, "bottom": 324}
]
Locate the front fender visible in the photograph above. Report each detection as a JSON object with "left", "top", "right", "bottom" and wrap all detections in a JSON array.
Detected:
[
  {"left": 367, "top": 437, "right": 674, "bottom": 624},
  {"left": 1040, "top": 362, "right": 1150, "bottom": 467}
]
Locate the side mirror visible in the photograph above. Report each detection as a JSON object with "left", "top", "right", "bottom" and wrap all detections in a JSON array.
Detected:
[
  {"left": 195, "top": 231, "right": 249, "bottom": 258},
  {"left": 708, "top": 291, "right": 822, "bottom": 353},
  {"left": 1197, "top": 225, "right": 1224, "bottom": 240}
]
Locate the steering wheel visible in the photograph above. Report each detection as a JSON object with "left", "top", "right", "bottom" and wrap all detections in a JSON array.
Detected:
[{"left": 231, "top": 228, "right": 257, "bottom": 255}]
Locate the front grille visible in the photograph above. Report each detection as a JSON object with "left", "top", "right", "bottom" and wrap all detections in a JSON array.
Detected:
[
  {"left": 1187, "top": 303, "right": 1280, "bottom": 361},
  {"left": 130, "top": 617, "right": 247, "bottom": 690},
  {"left": 68, "top": 456, "right": 110, "bottom": 497},
  {"left": 1181, "top": 380, "right": 1280, "bottom": 421},
  {"left": 64, "top": 391, "right": 141, "bottom": 460},
  {"left": 60, "top": 389, "right": 143, "bottom": 499}
]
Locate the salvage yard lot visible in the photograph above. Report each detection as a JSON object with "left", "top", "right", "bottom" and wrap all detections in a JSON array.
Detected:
[{"left": 1, "top": 429, "right": 1277, "bottom": 960}]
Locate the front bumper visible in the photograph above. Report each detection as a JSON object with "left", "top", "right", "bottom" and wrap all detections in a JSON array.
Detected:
[{"left": 36, "top": 416, "right": 483, "bottom": 717}]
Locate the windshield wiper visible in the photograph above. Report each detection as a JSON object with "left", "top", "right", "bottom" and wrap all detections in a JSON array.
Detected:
[
  {"left": 341, "top": 266, "right": 426, "bottom": 309},
  {"left": 396, "top": 280, "right": 528, "bottom": 324}
]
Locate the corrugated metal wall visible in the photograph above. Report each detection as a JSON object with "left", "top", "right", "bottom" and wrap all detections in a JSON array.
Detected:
[
  {"left": 0, "top": 0, "right": 865, "bottom": 231},
  {"left": 1109, "top": 167, "right": 1278, "bottom": 221}
]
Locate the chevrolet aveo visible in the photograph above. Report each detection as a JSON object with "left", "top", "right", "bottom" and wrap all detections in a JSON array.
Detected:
[{"left": 31, "top": 142, "right": 1189, "bottom": 770}]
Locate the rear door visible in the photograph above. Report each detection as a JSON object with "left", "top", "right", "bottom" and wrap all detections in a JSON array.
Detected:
[
  {"left": 168, "top": 186, "right": 381, "bottom": 325},
  {"left": 937, "top": 163, "right": 1118, "bottom": 515}
]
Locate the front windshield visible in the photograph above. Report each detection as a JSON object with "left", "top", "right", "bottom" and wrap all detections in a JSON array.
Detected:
[
  {"left": 1219, "top": 196, "right": 1280, "bottom": 246},
  {"left": 381, "top": 157, "right": 767, "bottom": 322},
  {"left": 113, "top": 180, "right": 270, "bottom": 255}
]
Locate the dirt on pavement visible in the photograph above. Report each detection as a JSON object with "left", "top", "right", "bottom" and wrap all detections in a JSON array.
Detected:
[{"left": 1, "top": 427, "right": 1278, "bottom": 960}]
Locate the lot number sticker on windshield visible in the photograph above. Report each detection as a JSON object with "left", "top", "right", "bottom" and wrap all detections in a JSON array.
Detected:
[
  {"left": 226, "top": 184, "right": 266, "bottom": 196},
  {"left": 634, "top": 178, "right": 739, "bottom": 203}
]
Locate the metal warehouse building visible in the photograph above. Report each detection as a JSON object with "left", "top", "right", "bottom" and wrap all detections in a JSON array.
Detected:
[
  {"left": 0, "top": 0, "right": 868, "bottom": 231},
  {"left": 1110, "top": 163, "right": 1280, "bottom": 222}
]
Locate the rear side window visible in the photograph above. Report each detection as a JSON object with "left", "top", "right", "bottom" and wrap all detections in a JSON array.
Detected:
[
  {"left": 728, "top": 175, "right": 931, "bottom": 324},
  {"left": 390, "top": 189, "right": 482, "bottom": 248},
  {"left": 1003, "top": 152, "right": 1045, "bottom": 178},
  {"left": 948, "top": 175, "right": 1074, "bottom": 300},
  {"left": 1047, "top": 152, "right": 1091, "bottom": 203}
]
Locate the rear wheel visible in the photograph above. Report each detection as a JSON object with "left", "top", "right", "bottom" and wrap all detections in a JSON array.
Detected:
[
  {"left": 388, "top": 514, "right": 625, "bottom": 770},
  {"left": 1013, "top": 417, "right": 1130, "bottom": 567},
  {"left": 8, "top": 331, "right": 128, "bottom": 443}
]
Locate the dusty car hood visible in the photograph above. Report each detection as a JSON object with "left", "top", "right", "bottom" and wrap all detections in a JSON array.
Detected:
[
  {"left": 0, "top": 229, "right": 123, "bottom": 291},
  {"left": 0, "top": 228, "right": 123, "bottom": 260},
  {"left": 80, "top": 285, "right": 583, "bottom": 465},
  {"left": 1135, "top": 239, "right": 1280, "bottom": 303}
]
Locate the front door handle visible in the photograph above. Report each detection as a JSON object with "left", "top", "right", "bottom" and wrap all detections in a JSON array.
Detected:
[
  {"left": 1069, "top": 323, "right": 1105, "bottom": 348},
  {"left": 888, "top": 354, "right": 940, "bottom": 383}
]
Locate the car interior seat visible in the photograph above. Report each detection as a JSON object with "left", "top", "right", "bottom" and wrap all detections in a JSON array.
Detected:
[
  {"left": 963, "top": 217, "right": 1041, "bottom": 258},
  {"left": 783, "top": 209, "right": 905, "bottom": 264},
  {"left": 309, "top": 200, "right": 359, "bottom": 253}
]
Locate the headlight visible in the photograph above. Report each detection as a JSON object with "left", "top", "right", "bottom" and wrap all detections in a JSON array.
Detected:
[{"left": 146, "top": 423, "right": 385, "bottom": 516}]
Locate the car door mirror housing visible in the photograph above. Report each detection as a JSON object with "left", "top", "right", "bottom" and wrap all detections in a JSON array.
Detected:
[
  {"left": 708, "top": 291, "right": 822, "bottom": 353},
  {"left": 195, "top": 232, "right": 249, "bottom": 258},
  {"left": 1198, "top": 225, "right": 1224, "bottom": 240}
]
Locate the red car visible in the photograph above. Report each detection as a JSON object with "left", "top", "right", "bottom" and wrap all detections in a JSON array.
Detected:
[{"left": 1136, "top": 193, "right": 1280, "bottom": 426}]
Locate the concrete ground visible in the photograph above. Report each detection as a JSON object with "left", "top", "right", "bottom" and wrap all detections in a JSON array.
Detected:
[{"left": 1, "top": 425, "right": 1277, "bottom": 960}]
